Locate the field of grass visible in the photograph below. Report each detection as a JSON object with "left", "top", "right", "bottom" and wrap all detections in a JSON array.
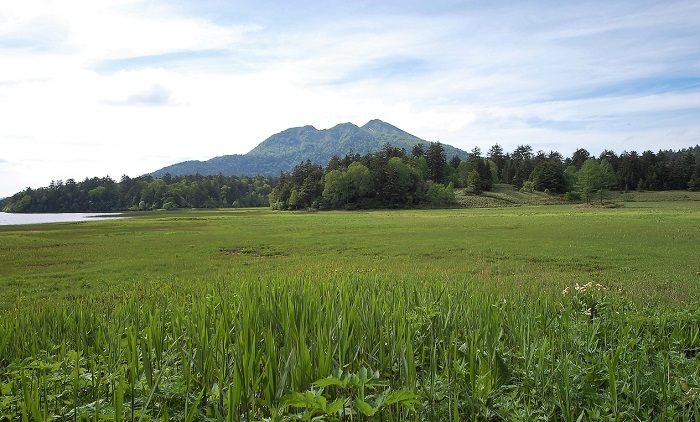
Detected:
[
  {"left": 455, "top": 184, "right": 569, "bottom": 207},
  {"left": 454, "top": 184, "right": 700, "bottom": 208},
  {"left": 1, "top": 201, "right": 699, "bottom": 420}
]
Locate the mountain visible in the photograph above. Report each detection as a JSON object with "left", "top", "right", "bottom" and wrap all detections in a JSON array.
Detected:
[{"left": 150, "top": 119, "right": 469, "bottom": 178}]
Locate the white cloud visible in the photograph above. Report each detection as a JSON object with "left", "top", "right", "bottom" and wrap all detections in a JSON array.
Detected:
[
  {"left": 1, "top": 0, "right": 699, "bottom": 197},
  {"left": 106, "top": 83, "right": 176, "bottom": 107}
]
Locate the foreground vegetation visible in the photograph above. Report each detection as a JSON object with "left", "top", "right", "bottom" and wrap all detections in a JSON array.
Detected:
[{"left": 1, "top": 202, "right": 699, "bottom": 420}]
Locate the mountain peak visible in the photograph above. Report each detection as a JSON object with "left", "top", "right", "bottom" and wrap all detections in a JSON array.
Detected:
[
  {"left": 363, "top": 118, "right": 388, "bottom": 127},
  {"left": 150, "top": 119, "right": 469, "bottom": 178},
  {"left": 361, "top": 119, "right": 418, "bottom": 138}
]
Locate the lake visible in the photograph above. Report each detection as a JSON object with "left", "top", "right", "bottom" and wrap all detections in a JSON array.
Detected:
[{"left": 0, "top": 212, "right": 125, "bottom": 226}]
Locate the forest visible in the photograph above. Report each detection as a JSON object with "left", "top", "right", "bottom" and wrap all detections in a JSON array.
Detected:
[
  {"left": 269, "top": 143, "right": 700, "bottom": 209},
  {"left": 2, "top": 143, "right": 700, "bottom": 213},
  {"left": 0, "top": 174, "right": 275, "bottom": 213}
]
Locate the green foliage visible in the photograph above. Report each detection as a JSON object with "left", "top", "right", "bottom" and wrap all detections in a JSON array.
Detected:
[
  {"left": 519, "top": 180, "right": 534, "bottom": 193},
  {"left": 146, "top": 123, "right": 697, "bottom": 198},
  {"left": 575, "top": 159, "right": 604, "bottom": 203},
  {"left": 1, "top": 205, "right": 700, "bottom": 419},
  {"left": 426, "top": 142, "right": 448, "bottom": 183},
  {"left": 570, "top": 148, "right": 591, "bottom": 169},
  {"left": 483, "top": 144, "right": 700, "bottom": 195},
  {"left": 689, "top": 157, "right": 700, "bottom": 191},
  {"left": 269, "top": 161, "right": 324, "bottom": 210},
  {"left": 572, "top": 158, "right": 616, "bottom": 204},
  {"left": 288, "top": 189, "right": 299, "bottom": 209},
  {"left": 565, "top": 190, "right": 582, "bottom": 200},
  {"left": 465, "top": 169, "right": 482, "bottom": 194},
  {"left": 151, "top": 119, "right": 470, "bottom": 179},
  {"left": 383, "top": 157, "right": 419, "bottom": 206},
  {"left": 1, "top": 267, "right": 699, "bottom": 420},
  {"left": 600, "top": 158, "right": 617, "bottom": 190},
  {"left": 7, "top": 137, "right": 700, "bottom": 215},
  {"left": 2, "top": 174, "right": 274, "bottom": 213},
  {"left": 530, "top": 160, "right": 566, "bottom": 193},
  {"left": 454, "top": 184, "right": 566, "bottom": 207},
  {"left": 463, "top": 150, "right": 493, "bottom": 192},
  {"left": 426, "top": 181, "right": 456, "bottom": 207},
  {"left": 563, "top": 165, "right": 578, "bottom": 192},
  {"left": 322, "top": 163, "right": 373, "bottom": 208},
  {"left": 282, "top": 367, "right": 419, "bottom": 419},
  {"left": 274, "top": 144, "right": 455, "bottom": 209}
]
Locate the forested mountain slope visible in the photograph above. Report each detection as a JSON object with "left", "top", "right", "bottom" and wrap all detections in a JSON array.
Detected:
[{"left": 150, "top": 119, "right": 469, "bottom": 177}]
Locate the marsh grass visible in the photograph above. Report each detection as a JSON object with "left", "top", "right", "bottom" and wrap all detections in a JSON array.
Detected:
[
  {"left": 1, "top": 202, "right": 699, "bottom": 419},
  {"left": 1, "top": 276, "right": 699, "bottom": 420},
  {"left": 3, "top": 204, "right": 700, "bottom": 307}
]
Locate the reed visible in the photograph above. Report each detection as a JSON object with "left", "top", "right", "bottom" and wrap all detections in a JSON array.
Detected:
[{"left": 1, "top": 204, "right": 699, "bottom": 419}]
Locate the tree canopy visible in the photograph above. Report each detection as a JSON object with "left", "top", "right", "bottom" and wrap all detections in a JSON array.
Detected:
[
  {"left": 270, "top": 144, "right": 457, "bottom": 210},
  {"left": 3, "top": 143, "right": 700, "bottom": 213},
  {"left": 1, "top": 174, "right": 275, "bottom": 213}
]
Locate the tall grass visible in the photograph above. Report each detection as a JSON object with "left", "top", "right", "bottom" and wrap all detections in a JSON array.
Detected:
[
  {"left": 1, "top": 274, "right": 698, "bottom": 420},
  {"left": 1, "top": 204, "right": 699, "bottom": 419}
]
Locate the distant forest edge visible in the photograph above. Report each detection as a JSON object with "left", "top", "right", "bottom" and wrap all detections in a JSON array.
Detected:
[{"left": 3, "top": 143, "right": 700, "bottom": 213}]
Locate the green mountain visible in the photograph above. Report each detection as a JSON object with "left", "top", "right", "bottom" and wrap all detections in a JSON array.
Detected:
[{"left": 150, "top": 119, "right": 469, "bottom": 178}]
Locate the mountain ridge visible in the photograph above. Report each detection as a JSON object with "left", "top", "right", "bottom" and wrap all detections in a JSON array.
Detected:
[{"left": 150, "top": 119, "right": 469, "bottom": 178}]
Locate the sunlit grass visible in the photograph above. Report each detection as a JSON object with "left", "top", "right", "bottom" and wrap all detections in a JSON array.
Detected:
[
  {"left": 1, "top": 202, "right": 699, "bottom": 419},
  {"left": 5, "top": 204, "right": 700, "bottom": 307}
]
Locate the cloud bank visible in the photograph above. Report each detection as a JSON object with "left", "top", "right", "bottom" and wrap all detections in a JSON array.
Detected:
[{"left": 1, "top": 0, "right": 699, "bottom": 197}]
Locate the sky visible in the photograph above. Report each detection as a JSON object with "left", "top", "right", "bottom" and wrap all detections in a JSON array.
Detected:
[{"left": 1, "top": 0, "right": 700, "bottom": 198}]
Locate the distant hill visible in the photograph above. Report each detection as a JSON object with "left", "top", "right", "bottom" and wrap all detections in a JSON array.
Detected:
[{"left": 150, "top": 119, "right": 470, "bottom": 178}]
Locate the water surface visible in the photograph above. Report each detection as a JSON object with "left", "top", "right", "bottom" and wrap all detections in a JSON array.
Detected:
[{"left": 0, "top": 212, "right": 124, "bottom": 226}]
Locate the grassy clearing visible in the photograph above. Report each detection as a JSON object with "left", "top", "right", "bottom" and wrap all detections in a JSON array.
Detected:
[
  {"left": 1, "top": 203, "right": 699, "bottom": 420},
  {"left": 455, "top": 185, "right": 700, "bottom": 208},
  {"left": 2, "top": 203, "right": 699, "bottom": 308},
  {"left": 613, "top": 190, "right": 700, "bottom": 202},
  {"left": 455, "top": 184, "right": 568, "bottom": 207}
]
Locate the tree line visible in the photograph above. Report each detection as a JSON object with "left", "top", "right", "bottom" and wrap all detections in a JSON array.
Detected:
[
  {"left": 270, "top": 143, "right": 700, "bottom": 210},
  {"left": 1, "top": 174, "right": 275, "bottom": 213},
  {"left": 483, "top": 144, "right": 700, "bottom": 199},
  {"left": 270, "top": 142, "right": 471, "bottom": 210},
  {"left": 2, "top": 143, "right": 699, "bottom": 213}
]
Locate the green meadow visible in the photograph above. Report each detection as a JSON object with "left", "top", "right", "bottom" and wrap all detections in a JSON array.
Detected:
[{"left": 1, "top": 201, "right": 699, "bottom": 420}]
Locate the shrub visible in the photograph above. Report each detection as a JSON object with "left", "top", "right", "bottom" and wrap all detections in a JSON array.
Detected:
[
  {"left": 565, "top": 191, "right": 581, "bottom": 200},
  {"left": 520, "top": 181, "right": 534, "bottom": 193}
]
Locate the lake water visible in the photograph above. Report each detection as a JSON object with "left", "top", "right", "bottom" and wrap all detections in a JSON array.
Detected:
[{"left": 0, "top": 212, "right": 126, "bottom": 226}]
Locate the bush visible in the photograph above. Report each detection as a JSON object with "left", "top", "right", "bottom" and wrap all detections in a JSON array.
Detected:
[
  {"left": 426, "top": 182, "right": 456, "bottom": 207},
  {"left": 565, "top": 191, "right": 581, "bottom": 200},
  {"left": 520, "top": 181, "right": 534, "bottom": 193},
  {"left": 270, "top": 201, "right": 286, "bottom": 210}
]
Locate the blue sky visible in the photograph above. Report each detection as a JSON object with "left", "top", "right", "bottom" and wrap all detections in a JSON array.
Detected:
[{"left": 1, "top": 0, "right": 699, "bottom": 197}]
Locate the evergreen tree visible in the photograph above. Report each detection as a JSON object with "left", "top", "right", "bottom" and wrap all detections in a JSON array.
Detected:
[
  {"left": 426, "top": 142, "right": 448, "bottom": 183},
  {"left": 530, "top": 160, "right": 566, "bottom": 192},
  {"left": 411, "top": 143, "right": 426, "bottom": 158},
  {"left": 466, "top": 169, "right": 482, "bottom": 194},
  {"left": 487, "top": 144, "right": 506, "bottom": 182},
  {"left": 570, "top": 148, "right": 591, "bottom": 169},
  {"left": 688, "top": 158, "right": 700, "bottom": 191},
  {"left": 619, "top": 151, "right": 641, "bottom": 191}
]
